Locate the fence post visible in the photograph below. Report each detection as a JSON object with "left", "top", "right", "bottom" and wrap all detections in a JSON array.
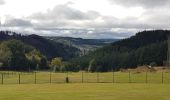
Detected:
[
  {"left": 34, "top": 72, "right": 36, "bottom": 84},
  {"left": 18, "top": 74, "right": 20, "bottom": 84},
  {"left": 50, "top": 72, "right": 52, "bottom": 84},
  {"left": 7, "top": 71, "right": 9, "bottom": 78},
  {"left": 3, "top": 73, "right": 5, "bottom": 78},
  {"left": 82, "top": 72, "right": 84, "bottom": 83},
  {"left": 1, "top": 73, "right": 3, "bottom": 84},
  {"left": 162, "top": 71, "right": 164, "bottom": 84},
  {"left": 113, "top": 71, "right": 115, "bottom": 83},
  {"left": 146, "top": 71, "right": 148, "bottom": 83},
  {"left": 97, "top": 72, "right": 99, "bottom": 83},
  {"left": 129, "top": 71, "right": 131, "bottom": 83},
  {"left": 65, "top": 72, "right": 69, "bottom": 83}
]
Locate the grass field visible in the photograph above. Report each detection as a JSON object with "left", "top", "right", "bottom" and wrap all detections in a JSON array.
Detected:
[
  {"left": 0, "top": 83, "right": 170, "bottom": 100},
  {"left": 1, "top": 71, "right": 170, "bottom": 84},
  {"left": 0, "top": 71, "right": 170, "bottom": 100}
]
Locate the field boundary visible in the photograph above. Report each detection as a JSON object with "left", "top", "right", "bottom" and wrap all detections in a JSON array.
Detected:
[{"left": 0, "top": 71, "right": 170, "bottom": 84}]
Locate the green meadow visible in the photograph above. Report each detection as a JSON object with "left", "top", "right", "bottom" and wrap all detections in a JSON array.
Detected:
[
  {"left": 0, "top": 71, "right": 170, "bottom": 100},
  {"left": 0, "top": 83, "right": 169, "bottom": 100}
]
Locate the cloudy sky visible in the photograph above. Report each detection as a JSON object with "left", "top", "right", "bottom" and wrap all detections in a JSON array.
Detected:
[{"left": 0, "top": 0, "right": 170, "bottom": 39}]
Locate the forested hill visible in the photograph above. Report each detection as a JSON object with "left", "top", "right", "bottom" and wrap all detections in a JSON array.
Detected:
[
  {"left": 112, "top": 30, "right": 169, "bottom": 49},
  {"left": 46, "top": 37, "right": 118, "bottom": 46},
  {"left": 0, "top": 31, "right": 80, "bottom": 60},
  {"left": 70, "top": 30, "right": 170, "bottom": 72}
]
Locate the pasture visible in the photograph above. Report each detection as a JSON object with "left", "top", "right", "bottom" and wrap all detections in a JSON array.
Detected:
[
  {"left": 0, "top": 71, "right": 170, "bottom": 100},
  {"left": 0, "top": 83, "right": 170, "bottom": 100}
]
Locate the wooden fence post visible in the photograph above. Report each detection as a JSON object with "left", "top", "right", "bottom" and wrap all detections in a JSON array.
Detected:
[
  {"left": 34, "top": 72, "right": 36, "bottom": 84},
  {"left": 65, "top": 72, "right": 69, "bottom": 83}
]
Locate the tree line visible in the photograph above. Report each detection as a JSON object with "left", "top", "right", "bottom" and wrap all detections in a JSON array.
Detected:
[
  {"left": 0, "top": 39, "right": 79, "bottom": 72},
  {"left": 69, "top": 30, "right": 170, "bottom": 72}
]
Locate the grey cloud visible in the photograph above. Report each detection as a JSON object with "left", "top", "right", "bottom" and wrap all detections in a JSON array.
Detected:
[
  {"left": 29, "top": 3, "right": 152, "bottom": 30},
  {"left": 30, "top": 4, "right": 100, "bottom": 21},
  {"left": 3, "top": 2, "right": 170, "bottom": 39},
  {"left": 4, "top": 18, "right": 32, "bottom": 27},
  {"left": 13, "top": 4, "right": 153, "bottom": 39},
  {"left": 109, "top": 0, "right": 170, "bottom": 8},
  {"left": 28, "top": 4, "right": 101, "bottom": 29},
  {"left": 140, "top": 8, "right": 170, "bottom": 28},
  {"left": 28, "top": 2, "right": 170, "bottom": 31},
  {"left": 0, "top": 0, "right": 5, "bottom": 5},
  {"left": 82, "top": 16, "right": 151, "bottom": 29}
]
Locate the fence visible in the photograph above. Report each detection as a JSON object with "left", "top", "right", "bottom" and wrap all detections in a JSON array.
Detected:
[{"left": 0, "top": 71, "right": 170, "bottom": 84}]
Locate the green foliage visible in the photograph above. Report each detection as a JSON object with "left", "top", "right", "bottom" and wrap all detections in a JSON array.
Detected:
[
  {"left": 0, "top": 43, "right": 12, "bottom": 67},
  {"left": 62, "top": 62, "right": 80, "bottom": 72},
  {"left": 50, "top": 57, "right": 63, "bottom": 72},
  {"left": 26, "top": 49, "right": 48, "bottom": 70},
  {"left": 0, "top": 31, "right": 80, "bottom": 60},
  {"left": 0, "top": 39, "right": 48, "bottom": 70}
]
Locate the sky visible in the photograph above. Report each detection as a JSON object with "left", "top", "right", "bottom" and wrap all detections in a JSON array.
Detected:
[{"left": 0, "top": 0, "right": 170, "bottom": 39}]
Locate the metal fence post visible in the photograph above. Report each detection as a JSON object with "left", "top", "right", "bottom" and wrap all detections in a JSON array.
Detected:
[
  {"left": 162, "top": 72, "right": 164, "bottom": 84},
  {"left": 82, "top": 72, "right": 84, "bottom": 83},
  {"left": 50, "top": 72, "right": 52, "bottom": 84},
  {"left": 129, "top": 71, "right": 131, "bottom": 83},
  {"left": 113, "top": 71, "right": 115, "bottom": 83},
  {"left": 1, "top": 73, "right": 3, "bottom": 84},
  {"left": 97, "top": 72, "right": 99, "bottom": 83},
  {"left": 146, "top": 71, "right": 148, "bottom": 83},
  {"left": 18, "top": 74, "right": 20, "bottom": 84}
]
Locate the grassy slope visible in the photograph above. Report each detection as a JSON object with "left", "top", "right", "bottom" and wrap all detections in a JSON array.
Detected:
[{"left": 0, "top": 83, "right": 169, "bottom": 100}]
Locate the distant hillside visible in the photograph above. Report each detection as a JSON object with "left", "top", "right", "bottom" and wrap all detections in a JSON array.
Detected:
[
  {"left": 0, "top": 31, "right": 80, "bottom": 60},
  {"left": 70, "top": 30, "right": 170, "bottom": 72},
  {"left": 46, "top": 36, "right": 119, "bottom": 55}
]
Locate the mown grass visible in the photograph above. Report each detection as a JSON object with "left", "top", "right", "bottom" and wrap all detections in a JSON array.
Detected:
[
  {"left": 0, "top": 71, "right": 170, "bottom": 100},
  {"left": 0, "top": 83, "right": 170, "bottom": 100}
]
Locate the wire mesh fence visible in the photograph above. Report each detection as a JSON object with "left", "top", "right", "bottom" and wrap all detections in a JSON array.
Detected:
[{"left": 0, "top": 71, "right": 170, "bottom": 84}]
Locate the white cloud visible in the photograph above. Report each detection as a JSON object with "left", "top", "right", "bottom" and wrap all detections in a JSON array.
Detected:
[
  {"left": 1, "top": 0, "right": 170, "bottom": 39},
  {"left": 108, "top": 0, "right": 170, "bottom": 8}
]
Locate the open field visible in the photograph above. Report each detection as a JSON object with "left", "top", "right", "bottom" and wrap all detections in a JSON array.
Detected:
[
  {"left": 0, "top": 83, "right": 170, "bottom": 100},
  {"left": 0, "top": 71, "right": 170, "bottom": 100}
]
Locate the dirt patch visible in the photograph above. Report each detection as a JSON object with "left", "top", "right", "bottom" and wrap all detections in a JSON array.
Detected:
[
  {"left": 133, "top": 66, "right": 155, "bottom": 73},
  {"left": 128, "top": 66, "right": 170, "bottom": 73},
  {"left": 120, "top": 66, "right": 170, "bottom": 73},
  {"left": 153, "top": 66, "right": 170, "bottom": 73}
]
